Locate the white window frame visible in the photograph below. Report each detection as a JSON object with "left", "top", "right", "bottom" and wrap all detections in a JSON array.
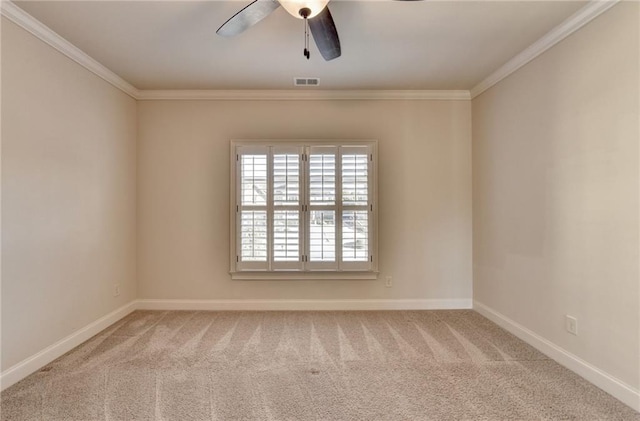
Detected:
[{"left": 230, "top": 139, "right": 378, "bottom": 280}]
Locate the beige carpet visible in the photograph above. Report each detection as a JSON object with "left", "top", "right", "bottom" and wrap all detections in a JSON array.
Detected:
[{"left": 1, "top": 310, "right": 638, "bottom": 420}]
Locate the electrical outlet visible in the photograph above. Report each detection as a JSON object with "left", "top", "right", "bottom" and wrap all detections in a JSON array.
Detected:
[
  {"left": 565, "top": 315, "right": 578, "bottom": 335},
  {"left": 385, "top": 276, "right": 393, "bottom": 288},
  {"left": 114, "top": 284, "right": 121, "bottom": 297}
]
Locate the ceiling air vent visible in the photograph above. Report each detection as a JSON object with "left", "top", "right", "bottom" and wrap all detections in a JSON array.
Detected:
[{"left": 294, "top": 77, "right": 320, "bottom": 87}]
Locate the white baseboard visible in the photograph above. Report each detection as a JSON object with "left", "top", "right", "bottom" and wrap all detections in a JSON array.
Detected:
[
  {"left": 474, "top": 300, "right": 640, "bottom": 412},
  {"left": 136, "top": 298, "right": 473, "bottom": 311},
  {"left": 0, "top": 301, "right": 137, "bottom": 391}
]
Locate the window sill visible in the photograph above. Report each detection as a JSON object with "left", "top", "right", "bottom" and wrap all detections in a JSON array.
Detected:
[{"left": 230, "top": 271, "right": 379, "bottom": 281}]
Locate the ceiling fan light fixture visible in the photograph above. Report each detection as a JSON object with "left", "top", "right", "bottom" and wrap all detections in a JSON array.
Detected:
[{"left": 280, "top": 0, "right": 329, "bottom": 19}]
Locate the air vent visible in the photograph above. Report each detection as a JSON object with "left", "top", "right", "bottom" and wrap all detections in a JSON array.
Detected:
[{"left": 294, "top": 77, "right": 320, "bottom": 87}]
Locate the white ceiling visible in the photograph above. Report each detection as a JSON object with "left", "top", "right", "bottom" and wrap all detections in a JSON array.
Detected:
[{"left": 14, "top": 0, "right": 587, "bottom": 91}]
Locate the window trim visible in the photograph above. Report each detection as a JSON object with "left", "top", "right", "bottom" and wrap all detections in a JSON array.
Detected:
[{"left": 230, "top": 139, "right": 378, "bottom": 280}]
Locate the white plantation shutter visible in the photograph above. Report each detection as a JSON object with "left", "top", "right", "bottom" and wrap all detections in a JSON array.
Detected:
[
  {"left": 231, "top": 140, "right": 377, "bottom": 278},
  {"left": 271, "top": 147, "right": 303, "bottom": 270},
  {"left": 236, "top": 147, "right": 269, "bottom": 270},
  {"left": 306, "top": 146, "right": 338, "bottom": 270},
  {"left": 340, "top": 146, "right": 372, "bottom": 270}
]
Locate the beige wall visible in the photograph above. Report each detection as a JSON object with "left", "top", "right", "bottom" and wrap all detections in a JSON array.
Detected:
[
  {"left": 1, "top": 19, "right": 137, "bottom": 370},
  {"left": 472, "top": 2, "right": 639, "bottom": 390},
  {"left": 137, "top": 99, "right": 472, "bottom": 301}
]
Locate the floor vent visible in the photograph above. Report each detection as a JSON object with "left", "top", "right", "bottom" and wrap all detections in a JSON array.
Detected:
[{"left": 294, "top": 77, "right": 320, "bottom": 87}]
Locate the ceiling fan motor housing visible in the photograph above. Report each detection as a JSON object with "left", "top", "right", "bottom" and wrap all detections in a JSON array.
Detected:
[{"left": 299, "top": 7, "right": 311, "bottom": 18}]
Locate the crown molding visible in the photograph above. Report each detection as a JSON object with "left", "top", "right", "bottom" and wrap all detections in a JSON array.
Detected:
[
  {"left": 470, "top": 0, "right": 620, "bottom": 99},
  {"left": 1, "top": 0, "right": 140, "bottom": 99},
  {"left": 136, "top": 89, "right": 471, "bottom": 101}
]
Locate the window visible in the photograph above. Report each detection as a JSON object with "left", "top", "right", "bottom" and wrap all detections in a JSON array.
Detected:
[{"left": 230, "top": 140, "right": 378, "bottom": 279}]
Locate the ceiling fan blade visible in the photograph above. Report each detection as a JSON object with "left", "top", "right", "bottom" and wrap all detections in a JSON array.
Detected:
[
  {"left": 308, "top": 6, "right": 341, "bottom": 61},
  {"left": 216, "top": 0, "right": 280, "bottom": 37}
]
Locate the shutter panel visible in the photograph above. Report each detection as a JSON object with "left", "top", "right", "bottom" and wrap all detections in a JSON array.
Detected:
[
  {"left": 340, "top": 146, "right": 372, "bottom": 270},
  {"left": 306, "top": 146, "right": 338, "bottom": 270},
  {"left": 236, "top": 147, "right": 269, "bottom": 270},
  {"left": 271, "top": 147, "right": 303, "bottom": 270}
]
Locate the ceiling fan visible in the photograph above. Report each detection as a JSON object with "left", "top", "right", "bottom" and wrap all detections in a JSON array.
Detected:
[{"left": 216, "top": 0, "right": 418, "bottom": 62}]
